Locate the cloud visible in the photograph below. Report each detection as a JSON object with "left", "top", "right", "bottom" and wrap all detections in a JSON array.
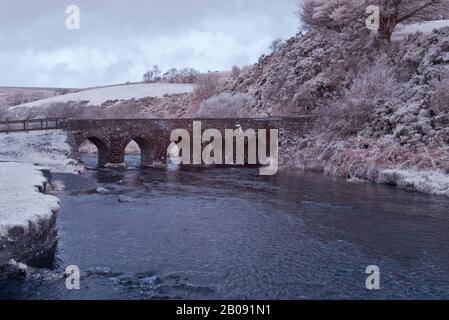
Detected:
[{"left": 0, "top": 0, "right": 298, "bottom": 87}]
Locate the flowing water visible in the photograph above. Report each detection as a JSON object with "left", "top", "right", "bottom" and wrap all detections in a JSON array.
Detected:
[{"left": 1, "top": 155, "right": 449, "bottom": 300}]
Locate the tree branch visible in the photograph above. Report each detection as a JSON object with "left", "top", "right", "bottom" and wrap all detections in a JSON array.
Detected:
[{"left": 397, "top": 0, "right": 435, "bottom": 23}]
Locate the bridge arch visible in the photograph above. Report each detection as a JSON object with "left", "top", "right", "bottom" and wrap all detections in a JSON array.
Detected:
[
  {"left": 124, "top": 136, "right": 155, "bottom": 167},
  {"left": 79, "top": 136, "right": 109, "bottom": 167}
]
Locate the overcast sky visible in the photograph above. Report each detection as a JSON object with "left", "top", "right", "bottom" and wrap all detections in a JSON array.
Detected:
[{"left": 0, "top": 0, "right": 299, "bottom": 88}]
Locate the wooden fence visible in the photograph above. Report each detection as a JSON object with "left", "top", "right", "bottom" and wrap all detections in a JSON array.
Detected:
[{"left": 0, "top": 118, "right": 66, "bottom": 133}]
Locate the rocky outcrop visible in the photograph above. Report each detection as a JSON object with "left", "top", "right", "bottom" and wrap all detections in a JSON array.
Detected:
[
  {"left": 0, "top": 163, "right": 60, "bottom": 269},
  {"left": 0, "top": 210, "right": 58, "bottom": 267}
]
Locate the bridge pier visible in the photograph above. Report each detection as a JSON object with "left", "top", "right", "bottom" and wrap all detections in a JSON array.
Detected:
[
  {"left": 108, "top": 137, "right": 126, "bottom": 165},
  {"left": 98, "top": 149, "right": 109, "bottom": 167},
  {"left": 152, "top": 144, "right": 168, "bottom": 165}
]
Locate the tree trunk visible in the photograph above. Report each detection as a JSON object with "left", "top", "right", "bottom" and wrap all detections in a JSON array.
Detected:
[{"left": 378, "top": 14, "right": 398, "bottom": 43}]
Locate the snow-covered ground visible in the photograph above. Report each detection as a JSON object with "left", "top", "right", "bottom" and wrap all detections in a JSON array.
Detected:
[
  {"left": 0, "top": 162, "right": 59, "bottom": 237},
  {"left": 0, "top": 131, "right": 74, "bottom": 265},
  {"left": 392, "top": 20, "right": 449, "bottom": 41},
  {"left": 0, "top": 130, "right": 79, "bottom": 173},
  {"left": 379, "top": 169, "right": 449, "bottom": 197},
  {"left": 9, "top": 83, "right": 195, "bottom": 110}
]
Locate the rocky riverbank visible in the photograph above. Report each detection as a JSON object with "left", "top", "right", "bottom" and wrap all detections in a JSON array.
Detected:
[{"left": 0, "top": 162, "right": 59, "bottom": 269}]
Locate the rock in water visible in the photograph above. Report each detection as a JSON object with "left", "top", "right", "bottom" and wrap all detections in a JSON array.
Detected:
[
  {"left": 118, "top": 195, "right": 133, "bottom": 203},
  {"left": 0, "top": 259, "right": 34, "bottom": 279},
  {"left": 96, "top": 187, "right": 110, "bottom": 194},
  {"left": 86, "top": 267, "right": 123, "bottom": 278}
]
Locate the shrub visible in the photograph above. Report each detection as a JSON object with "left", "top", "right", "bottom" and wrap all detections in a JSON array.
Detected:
[
  {"left": 45, "top": 102, "right": 88, "bottom": 119},
  {"left": 197, "top": 92, "right": 253, "bottom": 118},
  {"left": 319, "top": 56, "right": 402, "bottom": 136},
  {"left": 231, "top": 65, "right": 241, "bottom": 78},
  {"left": 430, "top": 75, "right": 449, "bottom": 114},
  {"left": 0, "top": 107, "right": 6, "bottom": 121},
  {"left": 193, "top": 73, "right": 222, "bottom": 103}
]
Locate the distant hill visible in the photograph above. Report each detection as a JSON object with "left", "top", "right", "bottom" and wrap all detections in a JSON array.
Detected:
[
  {"left": 9, "top": 83, "right": 195, "bottom": 110},
  {"left": 0, "top": 87, "right": 77, "bottom": 108}
]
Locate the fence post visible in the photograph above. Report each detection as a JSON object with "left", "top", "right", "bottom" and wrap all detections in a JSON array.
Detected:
[
  {"left": 23, "top": 119, "right": 26, "bottom": 131},
  {"left": 40, "top": 119, "right": 43, "bottom": 130}
]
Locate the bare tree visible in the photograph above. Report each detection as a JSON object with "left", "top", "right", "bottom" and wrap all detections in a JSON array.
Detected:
[
  {"left": 298, "top": 0, "right": 367, "bottom": 31},
  {"left": 231, "top": 65, "right": 241, "bottom": 78},
  {"left": 377, "top": 0, "right": 449, "bottom": 41},
  {"left": 143, "top": 65, "right": 162, "bottom": 83},
  {"left": 298, "top": 0, "right": 449, "bottom": 41},
  {"left": 178, "top": 68, "right": 200, "bottom": 83},
  {"left": 162, "top": 68, "right": 179, "bottom": 83},
  {"left": 143, "top": 71, "right": 152, "bottom": 83},
  {"left": 269, "top": 38, "right": 284, "bottom": 53},
  {"left": 145, "top": 66, "right": 200, "bottom": 84},
  {"left": 153, "top": 65, "right": 161, "bottom": 81}
]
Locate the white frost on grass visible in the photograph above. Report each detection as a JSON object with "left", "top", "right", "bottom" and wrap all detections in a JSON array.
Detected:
[
  {"left": 9, "top": 83, "right": 195, "bottom": 109},
  {"left": 378, "top": 169, "right": 449, "bottom": 197},
  {"left": 0, "top": 162, "right": 59, "bottom": 237},
  {"left": 392, "top": 20, "right": 449, "bottom": 41},
  {"left": 0, "top": 130, "right": 79, "bottom": 173}
]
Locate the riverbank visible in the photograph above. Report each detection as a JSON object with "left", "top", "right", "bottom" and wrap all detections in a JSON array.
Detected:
[
  {"left": 281, "top": 134, "right": 449, "bottom": 198},
  {"left": 0, "top": 130, "right": 82, "bottom": 174},
  {"left": 0, "top": 130, "right": 78, "bottom": 270},
  {"left": 0, "top": 162, "right": 60, "bottom": 267}
]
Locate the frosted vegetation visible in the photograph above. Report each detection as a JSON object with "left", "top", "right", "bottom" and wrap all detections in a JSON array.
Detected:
[
  {"left": 0, "top": 87, "right": 74, "bottom": 108},
  {"left": 379, "top": 169, "right": 449, "bottom": 197},
  {"left": 0, "top": 130, "right": 80, "bottom": 173},
  {"left": 197, "top": 92, "right": 253, "bottom": 118},
  {"left": 218, "top": 0, "right": 449, "bottom": 196}
]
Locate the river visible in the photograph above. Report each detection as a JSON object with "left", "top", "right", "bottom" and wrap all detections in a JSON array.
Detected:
[{"left": 1, "top": 155, "right": 449, "bottom": 299}]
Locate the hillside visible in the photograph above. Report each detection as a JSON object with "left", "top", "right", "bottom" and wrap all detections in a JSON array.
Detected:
[
  {"left": 0, "top": 87, "right": 76, "bottom": 108},
  {"left": 2, "top": 83, "right": 196, "bottom": 120},
  {"left": 217, "top": 22, "right": 449, "bottom": 196},
  {"left": 10, "top": 83, "right": 194, "bottom": 110}
]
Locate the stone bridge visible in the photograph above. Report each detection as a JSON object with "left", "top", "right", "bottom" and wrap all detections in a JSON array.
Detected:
[{"left": 63, "top": 117, "right": 313, "bottom": 167}]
